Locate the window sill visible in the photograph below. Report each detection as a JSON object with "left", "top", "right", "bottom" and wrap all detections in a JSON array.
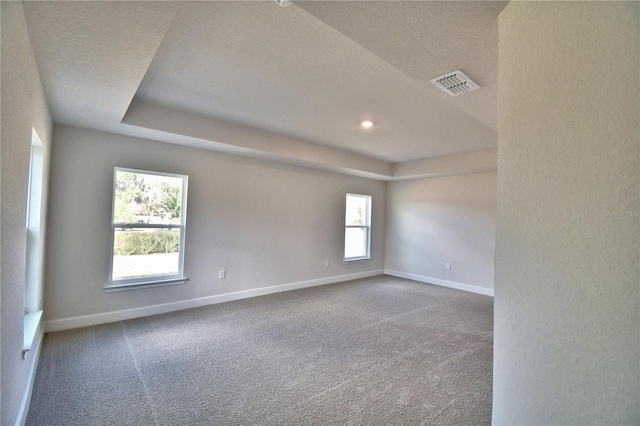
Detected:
[
  {"left": 23, "top": 310, "right": 43, "bottom": 359},
  {"left": 344, "top": 257, "right": 372, "bottom": 263},
  {"left": 105, "top": 277, "right": 188, "bottom": 293}
]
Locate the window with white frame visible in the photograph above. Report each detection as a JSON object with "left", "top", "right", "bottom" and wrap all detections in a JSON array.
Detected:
[
  {"left": 109, "top": 168, "right": 188, "bottom": 288},
  {"left": 23, "top": 129, "right": 46, "bottom": 358},
  {"left": 25, "top": 129, "right": 45, "bottom": 314},
  {"left": 344, "top": 193, "right": 371, "bottom": 261}
]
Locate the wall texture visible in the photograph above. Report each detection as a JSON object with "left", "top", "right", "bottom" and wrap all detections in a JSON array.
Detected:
[
  {"left": 494, "top": 2, "right": 639, "bottom": 423},
  {"left": 384, "top": 172, "right": 496, "bottom": 293},
  {"left": 44, "top": 125, "right": 386, "bottom": 325},
  {"left": 1, "top": 2, "right": 52, "bottom": 424}
]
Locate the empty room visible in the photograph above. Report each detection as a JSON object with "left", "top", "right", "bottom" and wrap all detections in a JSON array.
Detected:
[{"left": 1, "top": 1, "right": 638, "bottom": 425}]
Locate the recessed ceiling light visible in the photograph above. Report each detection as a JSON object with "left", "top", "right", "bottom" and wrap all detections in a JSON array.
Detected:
[{"left": 360, "top": 120, "right": 374, "bottom": 129}]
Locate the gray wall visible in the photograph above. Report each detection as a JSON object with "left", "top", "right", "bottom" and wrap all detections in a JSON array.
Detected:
[
  {"left": 44, "top": 125, "right": 386, "bottom": 322},
  {"left": 493, "top": 2, "right": 639, "bottom": 423},
  {"left": 385, "top": 173, "right": 496, "bottom": 292},
  {"left": 1, "top": 2, "right": 52, "bottom": 424}
]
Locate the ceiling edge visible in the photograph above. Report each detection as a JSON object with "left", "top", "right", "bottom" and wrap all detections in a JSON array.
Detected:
[
  {"left": 392, "top": 148, "right": 498, "bottom": 180},
  {"left": 122, "top": 100, "right": 393, "bottom": 179}
]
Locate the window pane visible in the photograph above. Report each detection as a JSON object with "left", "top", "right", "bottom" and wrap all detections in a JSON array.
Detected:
[
  {"left": 112, "top": 228, "right": 180, "bottom": 280},
  {"left": 114, "top": 171, "right": 183, "bottom": 225},
  {"left": 345, "top": 195, "right": 368, "bottom": 226},
  {"left": 345, "top": 227, "right": 367, "bottom": 259}
]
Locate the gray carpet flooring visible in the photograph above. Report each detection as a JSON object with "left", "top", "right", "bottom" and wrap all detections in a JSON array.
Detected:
[{"left": 27, "top": 276, "right": 493, "bottom": 425}]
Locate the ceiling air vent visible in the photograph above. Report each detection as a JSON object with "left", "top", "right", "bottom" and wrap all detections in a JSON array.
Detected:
[{"left": 430, "top": 70, "right": 479, "bottom": 96}]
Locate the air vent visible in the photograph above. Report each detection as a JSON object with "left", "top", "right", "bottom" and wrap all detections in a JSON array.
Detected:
[{"left": 430, "top": 70, "right": 479, "bottom": 96}]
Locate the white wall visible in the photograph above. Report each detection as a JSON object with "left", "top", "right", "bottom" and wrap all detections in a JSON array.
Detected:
[
  {"left": 44, "top": 125, "right": 386, "bottom": 326},
  {"left": 384, "top": 172, "right": 496, "bottom": 295},
  {"left": 1, "top": 2, "right": 52, "bottom": 424},
  {"left": 494, "top": 2, "right": 639, "bottom": 423}
]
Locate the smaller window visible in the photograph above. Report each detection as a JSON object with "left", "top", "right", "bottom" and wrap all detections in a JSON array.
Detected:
[
  {"left": 344, "top": 193, "right": 372, "bottom": 261},
  {"left": 109, "top": 168, "right": 188, "bottom": 289}
]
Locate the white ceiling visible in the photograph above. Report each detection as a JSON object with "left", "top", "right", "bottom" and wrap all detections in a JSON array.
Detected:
[{"left": 23, "top": 1, "right": 506, "bottom": 179}]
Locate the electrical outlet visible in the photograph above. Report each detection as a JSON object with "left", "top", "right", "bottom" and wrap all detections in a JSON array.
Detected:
[
  {"left": 445, "top": 263, "right": 451, "bottom": 270},
  {"left": 324, "top": 259, "right": 330, "bottom": 267},
  {"left": 219, "top": 270, "right": 226, "bottom": 279}
]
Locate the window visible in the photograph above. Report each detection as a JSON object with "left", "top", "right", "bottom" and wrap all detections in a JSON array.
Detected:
[
  {"left": 344, "top": 193, "right": 371, "bottom": 261},
  {"left": 25, "top": 129, "right": 45, "bottom": 313},
  {"left": 23, "top": 129, "right": 45, "bottom": 358},
  {"left": 108, "top": 168, "right": 188, "bottom": 289}
]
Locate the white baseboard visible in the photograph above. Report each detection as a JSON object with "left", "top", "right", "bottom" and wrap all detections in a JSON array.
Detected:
[
  {"left": 44, "top": 270, "right": 384, "bottom": 332},
  {"left": 16, "top": 321, "right": 44, "bottom": 426},
  {"left": 384, "top": 269, "right": 494, "bottom": 297}
]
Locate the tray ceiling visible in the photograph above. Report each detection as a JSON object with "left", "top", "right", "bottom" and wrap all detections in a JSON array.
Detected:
[{"left": 23, "top": 1, "right": 506, "bottom": 179}]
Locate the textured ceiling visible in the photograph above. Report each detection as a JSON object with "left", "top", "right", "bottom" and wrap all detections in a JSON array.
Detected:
[
  {"left": 23, "top": 1, "right": 506, "bottom": 178},
  {"left": 297, "top": 1, "right": 505, "bottom": 130},
  {"left": 22, "top": 1, "right": 179, "bottom": 132}
]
